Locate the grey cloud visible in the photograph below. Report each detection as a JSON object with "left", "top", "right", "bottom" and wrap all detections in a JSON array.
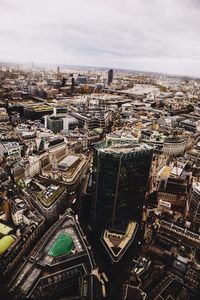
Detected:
[
  {"left": 0, "top": 0, "right": 20, "bottom": 12},
  {"left": 0, "top": 0, "right": 200, "bottom": 76}
]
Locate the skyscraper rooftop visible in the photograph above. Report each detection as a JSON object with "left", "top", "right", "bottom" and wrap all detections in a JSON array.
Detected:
[{"left": 95, "top": 139, "right": 152, "bottom": 157}]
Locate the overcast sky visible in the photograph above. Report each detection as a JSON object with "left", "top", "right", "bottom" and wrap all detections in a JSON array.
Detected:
[{"left": 0, "top": 0, "right": 200, "bottom": 76}]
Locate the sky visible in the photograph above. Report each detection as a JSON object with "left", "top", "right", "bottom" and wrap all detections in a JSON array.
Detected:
[{"left": 0, "top": 0, "right": 200, "bottom": 76}]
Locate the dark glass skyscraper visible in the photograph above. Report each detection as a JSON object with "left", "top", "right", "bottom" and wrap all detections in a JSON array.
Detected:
[
  {"left": 91, "top": 139, "right": 153, "bottom": 233},
  {"left": 108, "top": 69, "right": 113, "bottom": 85}
]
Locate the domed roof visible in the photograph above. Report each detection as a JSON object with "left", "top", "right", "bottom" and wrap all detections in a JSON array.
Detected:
[
  {"left": 0, "top": 235, "right": 15, "bottom": 255},
  {"left": 175, "top": 92, "right": 184, "bottom": 97},
  {"left": 122, "top": 103, "right": 132, "bottom": 107},
  {"left": 65, "top": 115, "right": 79, "bottom": 126}
]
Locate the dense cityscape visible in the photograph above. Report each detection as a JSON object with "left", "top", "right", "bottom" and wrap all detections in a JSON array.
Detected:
[
  {"left": 1, "top": 0, "right": 200, "bottom": 299},
  {"left": 0, "top": 63, "right": 200, "bottom": 299}
]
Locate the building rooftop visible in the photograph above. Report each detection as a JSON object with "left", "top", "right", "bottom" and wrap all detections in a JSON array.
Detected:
[
  {"left": 9, "top": 211, "right": 95, "bottom": 298},
  {"left": 0, "top": 235, "right": 15, "bottom": 255},
  {"left": 123, "top": 285, "right": 145, "bottom": 300},
  {"left": 158, "top": 166, "right": 172, "bottom": 178},
  {"left": 37, "top": 185, "right": 65, "bottom": 208},
  {"left": 171, "top": 166, "right": 183, "bottom": 177},
  {"left": 57, "top": 155, "right": 79, "bottom": 171},
  {"left": 192, "top": 183, "right": 200, "bottom": 195},
  {"left": 95, "top": 140, "right": 152, "bottom": 156},
  {"left": 164, "top": 137, "right": 186, "bottom": 143},
  {"left": 101, "top": 220, "right": 138, "bottom": 262},
  {"left": 151, "top": 277, "right": 192, "bottom": 300},
  {"left": 158, "top": 220, "right": 200, "bottom": 248},
  {"left": 48, "top": 232, "right": 74, "bottom": 257},
  {"left": 25, "top": 103, "right": 53, "bottom": 112},
  {"left": 106, "top": 130, "right": 138, "bottom": 141},
  {"left": 158, "top": 178, "right": 187, "bottom": 194},
  {"left": 2, "top": 141, "right": 20, "bottom": 150},
  {"left": 0, "top": 223, "right": 13, "bottom": 235}
]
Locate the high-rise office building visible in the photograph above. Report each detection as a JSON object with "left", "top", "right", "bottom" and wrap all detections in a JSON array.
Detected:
[
  {"left": 71, "top": 77, "right": 75, "bottom": 93},
  {"left": 108, "top": 69, "right": 113, "bottom": 85},
  {"left": 90, "top": 139, "right": 153, "bottom": 262},
  {"left": 91, "top": 139, "right": 153, "bottom": 231}
]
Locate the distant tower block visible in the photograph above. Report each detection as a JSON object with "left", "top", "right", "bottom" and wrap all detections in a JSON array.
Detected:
[
  {"left": 71, "top": 77, "right": 75, "bottom": 93},
  {"left": 57, "top": 66, "right": 60, "bottom": 74},
  {"left": 108, "top": 69, "right": 113, "bottom": 85}
]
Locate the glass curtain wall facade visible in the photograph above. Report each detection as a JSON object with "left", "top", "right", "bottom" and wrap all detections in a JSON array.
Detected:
[{"left": 91, "top": 140, "right": 153, "bottom": 232}]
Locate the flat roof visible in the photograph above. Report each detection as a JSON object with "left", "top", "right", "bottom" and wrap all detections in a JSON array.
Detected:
[
  {"left": 171, "top": 166, "right": 183, "bottom": 177},
  {"left": 3, "top": 142, "right": 19, "bottom": 149},
  {"left": 193, "top": 183, "right": 200, "bottom": 194},
  {"left": 124, "top": 285, "right": 144, "bottom": 300},
  {"left": 159, "top": 279, "right": 190, "bottom": 300},
  {"left": 58, "top": 155, "right": 79, "bottom": 171},
  {"left": 96, "top": 140, "right": 152, "bottom": 155},
  {"left": 37, "top": 186, "right": 65, "bottom": 207},
  {"left": 0, "top": 235, "right": 15, "bottom": 255},
  {"left": 0, "top": 223, "right": 13, "bottom": 235},
  {"left": 158, "top": 166, "right": 171, "bottom": 178},
  {"left": 102, "top": 220, "right": 138, "bottom": 262},
  {"left": 48, "top": 233, "right": 74, "bottom": 257}
]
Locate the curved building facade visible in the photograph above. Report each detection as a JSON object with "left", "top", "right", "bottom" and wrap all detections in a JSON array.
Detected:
[
  {"left": 91, "top": 140, "right": 153, "bottom": 232},
  {"left": 163, "top": 137, "right": 187, "bottom": 157}
]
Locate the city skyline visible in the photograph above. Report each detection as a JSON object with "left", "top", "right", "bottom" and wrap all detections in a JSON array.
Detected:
[
  {"left": 1, "top": 0, "right": 200, "bottom": 77},
  {"left": 1, "top": 55, "right": 200, "bottom": 299}
]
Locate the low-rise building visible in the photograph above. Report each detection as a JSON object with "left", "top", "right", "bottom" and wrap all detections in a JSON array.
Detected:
[
  {"left": 42, "top": 154, "right": 88, "bottom": 193},
  {"left": 0, "top": 142, "right": 21, "bottom": 163},
  {"left": 157, "top": 177, "right": 188, "bottom": 213},
  {"left": 8, "top": 210, "right": 103, "bottom": 299},
  {"left": 163, "top": 137, "right": 187, "bottom": 157},
  {"left": 29, "top": 184, "right": 67, "bottom": 225},
  {"left": 24, "top": 155, "right": 41, "bottom": 178},
  {"left": 0, "top": 195, "right": 45, "bottom": 280},
  {"left": 0, "top": 108, "right": 9, "bottom": 122}
]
